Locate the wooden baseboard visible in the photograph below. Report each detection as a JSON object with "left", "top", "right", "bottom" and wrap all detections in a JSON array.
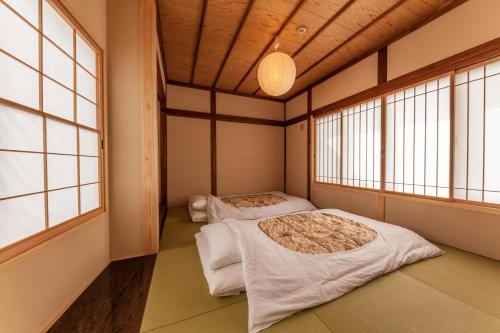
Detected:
[{"left": 42, "top": 260, "right": 110, "bottom": 333}]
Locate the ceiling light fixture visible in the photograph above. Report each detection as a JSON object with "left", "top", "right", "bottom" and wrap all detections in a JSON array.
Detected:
[{"left": 257, "top": 37, "right": 296, "bottom": 96}]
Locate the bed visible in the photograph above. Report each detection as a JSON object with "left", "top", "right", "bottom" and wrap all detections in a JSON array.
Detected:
[
  {"left": 196, "top": 208, "right": 442, "bottom": 333},
  {"left": 206, "top": 191, "right": 316, "bottom": 223}
]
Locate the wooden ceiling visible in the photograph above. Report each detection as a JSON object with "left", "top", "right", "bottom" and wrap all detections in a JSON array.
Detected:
[{"left": 158, "top": 0, "right": 464, "bottom": 100}]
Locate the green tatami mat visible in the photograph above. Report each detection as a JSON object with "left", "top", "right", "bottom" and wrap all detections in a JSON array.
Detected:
[
  {"left": 400, "top": 244, "right": 500, "bottom": 318},
  {"left": 143, "top": 206, "right": 500, "bottom": 333},
  {"left": 159, "top": 206, "right": 205, "bottom": 251},
  {"left": 145, "top": 302, "right": 330, "bottom": 333},
  {"left": 141, "top": 246, "right": 244, "bottom": 332},
  {"left": 312, "top": 271, "right": 500, "bottom": 333}
]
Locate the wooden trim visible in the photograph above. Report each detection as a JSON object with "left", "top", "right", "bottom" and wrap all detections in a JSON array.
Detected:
[
  {"left": 190, "top": 0, "right": 207, "bottom": 84},
  {"left": 163, "top": 108, "right": 211, "bottom": 120},
  {"left": 167, "top": 80, "right": 283, "bottom": 103},
  {"left": 234, "top": 0, "right": 306, "bottom": 94},
  {"left": 313, "top": 37, "right": 500, "bottom": 117},
  {"left": 449, "top": 73, "right": 455, "bottom": 200},
  {"left": 307, "top": 88, "right": 312, "bottom": 200},
  {"left": 378, "top": 47, "right": 387, "bottom": 220},
  {"left": 216, "top": 114, "right": 283, "bottom": 127},
  {"left": 378, "top": 46, "right": 388, "bottom": 85},
  {"left": 0, "top": 208, "right": 105, "bottom": 263},
  {"left": 140, "top": 0, "right": 159, "bottom": 254},
  {"left": 41, "top": 259, "right": 109, "bottom": 333},
  {"left": 210, "top": 91, "right": 217, "bottom": 195},
  {"left": 283, "top": 103, "right": 287, "bottom": 192},
  {"left": 162, "top": 108, "right": 285, "bottom": 127},
  {"left": 285, "top": 0, "right": 469, "bottom": 102},
  {"left": 159, "top": 113, "right": 168, "bottom": 206},
  {"left": 296, "top": 0, "right": 407, "bottom": 81},
  {"left": 285, "top": 113, "right": 309, "bottom": 126},
  {"left": 211, "top": 0, "right": 255, "bottom": 88}
]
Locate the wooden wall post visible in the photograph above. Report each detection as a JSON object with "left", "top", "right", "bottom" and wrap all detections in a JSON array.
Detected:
[
  {"left": 307, "top": 88, "right": 312, "bottom": 200},
  {"left": 210, "top": 91, "right": 217, "bottom": 195},
  {"left": 377, "top": 46, "right": 387, "bottom": 221},
  {"left": 140, "top": 0, "right": 160, "bottom": 254}
]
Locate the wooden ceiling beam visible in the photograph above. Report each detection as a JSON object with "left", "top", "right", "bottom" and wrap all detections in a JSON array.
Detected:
[
  {"left": 190, "top": 0, "right": 208, "bottom": 84},
  {"left": 211, "top": 0, "right": 256, "bottom": 88},
  {"left": 233, "top": 0, "right": 306, "bottom": 92},
  {"left": 295, "top": 0, "right": 408, "bottom": 81}
]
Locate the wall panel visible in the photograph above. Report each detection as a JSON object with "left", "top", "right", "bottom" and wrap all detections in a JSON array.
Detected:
[
  {"left": 286, "top": 121, "right": 307, "bottom": 198},
  {"left": 386, "top": 198, "right": 500, "bottom": 260},
  {"left": 312, "top": 184, "right": 379, "bottom": 220},
  {"left": 108, "top": 0, "right": 144, "bottom": 259},
  {"left": 285, "top": 92, "right": 307, "bottom": 120},
  {"left": 216, "top": 93, "right": 283, "bottom": 120},
  {"left": 166, "top": 84, "right": 210, "bottom": 113},
  {"left": 388, "top": 0, "right": 500, "bottom": 80},
  {"left": 217, "top": 122, "right": 284, "bottom": 196},
  {"left": 167, "top": 116, "right": 211, "bottom": 206},
  {"left": 312, "top": 54, "right": 378, "bottom": 111}
]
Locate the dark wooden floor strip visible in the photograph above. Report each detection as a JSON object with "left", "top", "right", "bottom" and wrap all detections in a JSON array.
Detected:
[{"left": 48, "top": 255, "right": 157, "bottom": 333}]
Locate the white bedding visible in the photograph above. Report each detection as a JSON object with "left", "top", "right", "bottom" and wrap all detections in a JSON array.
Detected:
[
  {"left": 195, "top": 232, "right": 245, "bottom": 296},
  {"left": 188, "top": 205, "right": 208, "bottom": 223},
  {"left": 207, "top": 191, "right": 316, "bottom": 224},
  {"left": 227, "top": 209, "right": 443, "bottom": 333},
  {"left": 201, "top": 223, "right": 241, "bottom": 270}
]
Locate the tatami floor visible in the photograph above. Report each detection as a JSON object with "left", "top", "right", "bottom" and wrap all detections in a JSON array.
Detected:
[{"left": 140, "top": 207, "right": 500, "bottom": 333}]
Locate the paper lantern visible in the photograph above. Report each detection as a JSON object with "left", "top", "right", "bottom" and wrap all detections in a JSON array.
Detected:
[{"left": 258, "top": 51, "right": 296, "bottom": 96}]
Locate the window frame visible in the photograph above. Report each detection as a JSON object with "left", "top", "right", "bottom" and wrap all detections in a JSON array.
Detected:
[
  {"left": 0, "top": 0, "right": 105, "bottom": 263},
  {"left": 313, "top": 57, "right": 500, "bottom": 212}
]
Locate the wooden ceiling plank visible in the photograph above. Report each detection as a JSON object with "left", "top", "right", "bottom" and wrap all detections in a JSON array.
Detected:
[
  {"left": 190, "top": 0, "right": 208, "bottom": 84},
  {"left": 160, "top": 0, "right": 204, "bottom": 82},
  {"left": 295, "top": 0, "right": 408, "bottom": 81},
  {"left": 250, "top": 0, "right": 356, "bottom": 95},
  {"left": 292, "top": 0, "right": 357, "bottom": 58},
  {"left": 232, "top": 0, "right": 306, "bottom": 92},
  {"left": 211, "top": 0, "right": 256, "bottom": 88},
  {"left": 283, "top": 0, "right": 466, "bottom": 101}
]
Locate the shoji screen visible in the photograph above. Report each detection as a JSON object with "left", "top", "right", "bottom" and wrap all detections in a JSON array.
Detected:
[
  {"left": 315, "top": 112, "right": 341, "bottom": 184},
  {"left": 0, "top": 0, "right": 102, "bottom": 249},
  {"left": 454, "top": 59, "right": 500, "bottom": 205},
  {"left": 341, "top": 99, "right": 382, "bottom": 189},
  {"left": 385, "top": 76, "right": 451, "bottom": 198}
]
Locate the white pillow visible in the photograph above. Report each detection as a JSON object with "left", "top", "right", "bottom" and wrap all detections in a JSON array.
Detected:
[
  {"left": 201, "top": 223, "right": 241, "bottom": 270},
  {"left": 189, "top": 205, "right": 208, "bottom": 223},
  {"left": 189, "top": 195, "right": 207, "bottom": 211}
]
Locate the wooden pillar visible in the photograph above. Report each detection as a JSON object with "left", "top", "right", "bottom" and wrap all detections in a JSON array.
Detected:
[
  {"left": 140, "top": 0, "right": 159, "bottom": 254},
  {"left": 377, "top": 46, "right": 388, "bottom": 221},
  {"left": 210, "top": 91, "right": 217, "bottom": 195}
]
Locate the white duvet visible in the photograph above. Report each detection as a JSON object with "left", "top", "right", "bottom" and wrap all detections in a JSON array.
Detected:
[
  {"left": 207, "top": 191, "right": 316, "bottom": 224},
  {"left": 227, "top": 209, "right": 443, "bottom": 333}
]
